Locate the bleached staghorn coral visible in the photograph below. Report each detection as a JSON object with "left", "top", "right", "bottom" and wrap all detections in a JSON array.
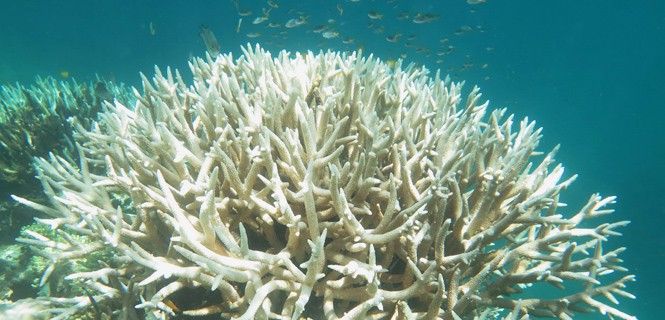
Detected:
[{"left": 13, "top": 45, "right": 635, "bottom": 319}]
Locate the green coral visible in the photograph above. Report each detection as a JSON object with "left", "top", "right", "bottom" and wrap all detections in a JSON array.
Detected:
[
  {"left": 0, "top": 222, "right": 117, "bottom": 301},
  {"left": 0, "top": 192, "right": 135, "bottom": 319}
]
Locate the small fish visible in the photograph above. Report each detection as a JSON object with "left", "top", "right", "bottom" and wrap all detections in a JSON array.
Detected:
[
  {"left": 322, "top": 30, "right": 339, "bottom": 39},
  {"left": 285, "top": 19, "right": 300, "bottom": 28},
  {"left": 163, "top": 299, "right": 181, "bottom": 313},
  {"left": 467, "top": 0, "right": 486, "bottom": 4},
  {"left": 371, "top": 25, "right": 385, "bottom": 34},
  {"left": 285, "top": 16, "right": 307, "bottom": 28},
  {"left": 148, "top": 21, "right": 156, "bottom": 36},
  {"left": 337, "top": 3, "right": 344, "bottom": 15},
  {"left": 268, "top": 22, "right": 281, "bottom": 28},
  {"left": 267, "top": 0, "right": 279, "bottom": 8},
  {"left": 459, "top": 25, "right": 473, "bottom": 32},
  {"left": 59, "top": 70, "right": 70, "bottom": 79},
  {"left": 199, "top": 25, "right": 221, "bottom": 56},
  {"left": 397, "top": 12, "right": 410, "bottom": 20},
  {"left": 246, "top": 32, "right": 261, "bottom": 38},
  {"left": 412, "top": 13, "right": 439, "bottom": 24},
  {"left": 367, "top": 11, "right": 383, "bottom": 20},
  {"left": 236, "top": 18, "right": 242, "bottom": 33},
  {"left": 253, "top": 16, "right": 268, "bottom": 24},
  {"left": 238, "top": 9, "right": 252, "bottom": 16},
  {"left": 342, "top": 37, "right": 355, "bottom": 44},
  {"left": 385, "top": 33, "right": 401, "bottom": 43},
  {"left": 254, "top": 7, "right": 272, "bottom": 24},
  {"left": 415, "top": 47, "right": 429, "bottom": 54},
  {"left": 313, "top": 24, "right": 327, "bottom": 33}
]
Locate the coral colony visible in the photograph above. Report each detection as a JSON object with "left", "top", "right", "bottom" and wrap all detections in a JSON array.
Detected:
[{"left": 10, "top": 45, "right": 634, "bottom": 319}]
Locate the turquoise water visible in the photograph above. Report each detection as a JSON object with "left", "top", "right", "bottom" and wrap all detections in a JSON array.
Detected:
[{"left": 1, "top": 1, "right": 662, "bottom": 318}]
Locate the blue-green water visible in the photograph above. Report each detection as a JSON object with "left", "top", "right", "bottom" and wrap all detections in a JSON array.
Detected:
[{"left": 1, "top": 0, "right": 662, "bottom": 318}]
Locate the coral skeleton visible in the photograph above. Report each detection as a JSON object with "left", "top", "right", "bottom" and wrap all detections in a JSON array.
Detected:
[{"left": 11, "top": 45, "right": 635, "bottom": 319}]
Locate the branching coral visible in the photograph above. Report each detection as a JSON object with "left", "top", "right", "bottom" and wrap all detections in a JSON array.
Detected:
[{"left": 11, "top": 45, "right": 635, "bottom": 319}]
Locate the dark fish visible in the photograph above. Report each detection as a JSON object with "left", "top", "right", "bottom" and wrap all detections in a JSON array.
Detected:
[
  {"left": 94, "top": 81, "right": 113, "bottom": 104},
  {"left": 313, "top": 24, "right": 328, "bottom": 33},
  {"left": 199, "top": 25, "right": 221, "bottom": 56}
]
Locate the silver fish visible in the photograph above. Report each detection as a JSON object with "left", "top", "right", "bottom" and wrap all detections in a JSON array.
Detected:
[
  {"left": 368, "top": 11, "right": 383, "bottom": 20},
  {"left": 285, "top": 16, "right": 307, "bottom": 28},
  {"left": 322, "top": 30, "right": 339, "bottom": 39}
]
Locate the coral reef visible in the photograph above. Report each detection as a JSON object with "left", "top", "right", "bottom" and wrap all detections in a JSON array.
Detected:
[{"left": 11, "top": 45, "right": 635, "bottom": 319}]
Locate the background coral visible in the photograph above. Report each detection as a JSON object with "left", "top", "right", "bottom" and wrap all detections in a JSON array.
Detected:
[
  {"left": 12, "top": 46, "right": 635, "bottom": 319},
  {"left": 0, "top": 77, "right": 133, "bottom": 242}
]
